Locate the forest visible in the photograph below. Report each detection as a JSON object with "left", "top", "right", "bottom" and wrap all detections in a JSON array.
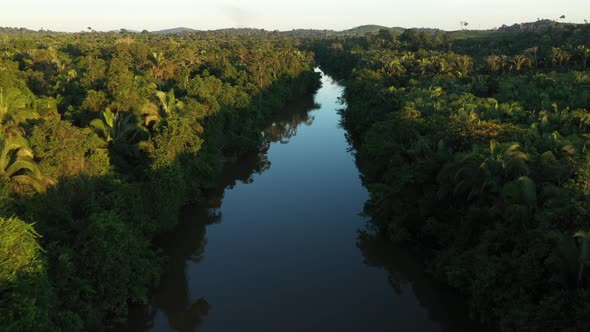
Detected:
[
  {"left": 1, "top": 21, "right": 590, "bottom": 332},
  {"left": 0, "top": 30, "right": 320, "bottom": 330},
  {"left": 313, "top": 23, "right": 590, "bottom": 331}
]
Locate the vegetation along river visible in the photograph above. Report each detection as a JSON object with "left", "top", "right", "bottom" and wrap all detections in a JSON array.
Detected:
[{"left": 125, "top": 70, "right": 483, "bottom": 332}]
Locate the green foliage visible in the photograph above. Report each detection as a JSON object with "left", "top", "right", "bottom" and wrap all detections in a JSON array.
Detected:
[
  {"left": 0, "top": 29, "right": 320, "bottom": 330},
  {"left": 72, "top": 210, "right": 160, "bottom": 315},
  {"left": 0, "top": 87, "right": 38, "bottom": 127},
  {"left": 315, "top": 24, "right": 590, "bottom": 331},
  {"left": 0, "top": 135, "right": 49, "bottom": 193},
  {"left": 0, "top": 216, "right": 56, "bottom": 331},
  {"left": 152, "top": 113, "right": 203, "bottom": 167},
  {"left": 89, "top": 108, "right": 138, "bottom": 145},
  {"left": 155, "top": 89, "right": 184, "bottom": 116},
  {"left": 30, "top": 119, "right": 110, "bottom": 179}
]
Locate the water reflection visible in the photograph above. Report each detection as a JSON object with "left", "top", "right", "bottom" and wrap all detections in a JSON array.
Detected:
[
  {"left": 124, "top": 93, "right": 320, "bottom": 332},
  {"left": 124, "top": 202, "right": 218, "bottom": 332},
  {"left": 123, "top": 72, "right": 482, "bottom": 332},
  {"left": 263, "top": 103, "right": 316, "bottom": 145},
  {"left": 356, "top": 231, "right": 484, "bottom": 332}
]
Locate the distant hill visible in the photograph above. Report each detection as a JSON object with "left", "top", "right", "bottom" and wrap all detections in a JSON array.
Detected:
[
  {"left": 497, "top": 19, "right": 573, "bottom": 33},
  {"left": 339, "top": 25, "right": 405, "bottom": 35},
  {"left": 151, "top": 27, "right": 273, "bottom": 35},
  {"left": 213, "top": 28, "right": 269, "bottom": 35},
  {"left": 342, "top": 25, "right": 389, "bottom": 34},
  {"left": 151, "top": 27, "right": 200, "bottom": 35},
  {"left": 108, "top": 29, "right": 141, "bottom": 34},
  {"left": 0, "top": 27, "right": 41, "bottom": 34},
  {"left": 447, "top": 20, "right": 585, "bottom": 40},
  {"left": 282, "top": 29, "right": 336, "bottom": 37},
  {"left": 337, "top": 25, "right": 449, "bottom": 36},
  {"left": 3, "top": 20, "right": 585, "bottom": 37},
  {"left": 409, "top": 27, "right": 446, "bottom": 35},
  {"left": 281, "top": 25, "right": 409, "bottom": 38}
]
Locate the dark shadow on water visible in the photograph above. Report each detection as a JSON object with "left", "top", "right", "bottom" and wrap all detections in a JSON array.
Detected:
[
  {"left": 357, "top": 230, "right": 485, "bottom": 332},
  {"left": 123, "top": 93, "right": 320, "bottom": 332},
  {"left": 121, "top": 73, "right": 483, "bottom": 332},
  {"left": 122, "top": 201, "right": 216, "bottom": 331}
]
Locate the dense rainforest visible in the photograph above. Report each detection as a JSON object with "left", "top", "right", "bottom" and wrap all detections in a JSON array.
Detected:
[
  {"left": 0, "top": 30, "right": 320, "bottom": 330},
  {"left": 2, "top": 22, "right": 590, "bottom": 332},
  {"left": 313, "top": 23, "right": 590, "bottom": 331}
]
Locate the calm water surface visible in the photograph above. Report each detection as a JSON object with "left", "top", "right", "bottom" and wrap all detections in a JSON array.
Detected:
[{"left": 126, "top": 71, "right": 482, "bottom": 332}]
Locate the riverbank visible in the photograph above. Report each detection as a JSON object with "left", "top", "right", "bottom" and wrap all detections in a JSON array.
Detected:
[
  {"left": 0, "top": 29, "right": 322, "bottom": 330},
  {"left": 121, "top": 71, "right": 482, "bottom": 332},
  {"left": 312, "top": 27, "right": 590, "bottom": 331}
]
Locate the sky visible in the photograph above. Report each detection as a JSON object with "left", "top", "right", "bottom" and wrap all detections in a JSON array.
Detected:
[{"left": 1, "top": 0, "right": 589, "bottom": 32}]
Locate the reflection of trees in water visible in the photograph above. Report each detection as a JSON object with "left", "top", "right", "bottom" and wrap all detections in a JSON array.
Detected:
[
  {"left": 124, "top": 205, "right": 219, "bottom": 332},
  {"left": 216, "top": 94, "right": 319, "bottom": 191},
  {"left": 262, "top": 94, "right": 319, "bottom": 145},
  {"left": 122, "top": 92, "right": 320, "bottom": 332},
  {"left": 356, "top": 230, "right": 485, "bottom": 332},
  {"left": 264, "top": 111, "right": 315, "bottom": 144}
]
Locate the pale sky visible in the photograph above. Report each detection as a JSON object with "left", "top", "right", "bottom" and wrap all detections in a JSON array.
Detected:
[{"left": 1, "top": 0, "right": 588, "bottom": 32}]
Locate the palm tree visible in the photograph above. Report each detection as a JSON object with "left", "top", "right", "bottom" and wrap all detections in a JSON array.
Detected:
[
  {"left": 501, "top": 176, "right": 537, "bottom": 227},
  {"left": 156, "top": 89, "right": 184, "bottom": 116},
  {"left": 575, "top": 45, "right": 590, "bottom": 69},
  {"left": 502, "top": 176, "right": 537, "bottom": 206},
  {"left": 150, "top": 52, "right": 166, "bottom": 89},
  {"left": 90, "top": 108, "right": 139, "bottom": 145},
  {"left": 510, "top": 55, "right": 530, "bottom": 72},
  {"left": 452, "top": 55, "right": 473, "bottom": 78},
  {"left": 500, "top": 102, "right": 527, "bottom": 122},
  {"left": 476, "top": 141, "right": 529, "bottom": 193},
  {"left": 417, "top": 58, "right": 433, "bottom": 75},
  {"left": 140, "top": 102, "right": 160, "bottom": 129},
  {"left": 573, "top": 108, "right": 590, "bottom": 130},
  {"left": 436, "top": 150, "right": 485, "bottom": 200},
  {"left": 0, "top": 87, "right": 40, "bottom": 135},
  {"left": 551, "top": 47, "right": 571, "bottom": 67},
  {"left": 524, "top": 47, "right": 539, "bottom": 67},
  {"left": 0, "top": 135, "right": 49, "bottom": 193},
  {"left": 383, "top": 59, "right": 406, "bottom": 78},
  {"left": 486, "top": 55, "right": 505, "bottom": 73}
]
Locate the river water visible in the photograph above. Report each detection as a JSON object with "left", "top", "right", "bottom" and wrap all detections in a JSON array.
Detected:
[{"left": 125, "top": 71, "right": 482, "bottom": 332}]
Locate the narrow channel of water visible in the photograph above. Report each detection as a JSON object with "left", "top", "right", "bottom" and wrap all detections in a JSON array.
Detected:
[{"left": 126, "top": 71, "right": 482, "bottom": 332}]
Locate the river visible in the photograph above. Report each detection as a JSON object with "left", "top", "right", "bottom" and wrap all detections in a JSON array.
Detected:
[{"left": 125, "top": 70, "right": 482, "bottom": 332}]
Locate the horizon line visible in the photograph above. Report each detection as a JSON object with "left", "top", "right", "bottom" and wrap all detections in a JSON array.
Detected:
[{"left": 0, "top": 19, "right": 585, "bottom": 34}]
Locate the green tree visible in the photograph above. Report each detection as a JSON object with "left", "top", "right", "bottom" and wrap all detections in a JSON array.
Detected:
[
  {"left": 0, "top": 87, "right": 39, "bottom": 135},
  {"left": 156, "top": 89, "right": 184, "bottom": 116},
  {"left": 0, "top": 135, "right": 49, "bottom": 193},
  {"left": 510, "top": 55, "right": 531, "bottom": 72},
  {"left": 480, "top": 141, "right": 529, "bottom": 180},
  {"left": 30, "top": 120, "right": 110, "bottom": 179},
  {"left": 89, "top": 108, "right": 139, "bottom": 145},
  {"left": 0, "top": 216, "right": 58, "bottom": 331},
  {"left": 150, "top": 52, "right": 166, "bottom": 89}
]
